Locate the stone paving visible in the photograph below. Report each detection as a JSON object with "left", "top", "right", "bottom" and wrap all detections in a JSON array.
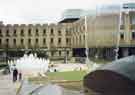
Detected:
[{"left": 0, "top": 74, "right": 16, "bottom": 95}]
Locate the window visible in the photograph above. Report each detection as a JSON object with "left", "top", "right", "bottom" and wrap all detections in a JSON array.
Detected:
[
  {"left": 58, "top": 38, "right": 61, "bottom": 44},
  {"left": 59, "top": 51, "right": 61, "bottom": 56},
  {"left": 6, "top": 39, "right": 9, "bottom": 44},
  {"left": 13, "top": 39, "right": 16, "bottom": 45},
  {"left": 21, "top": 39, "right": 24, "bottom": 44},
  {"left": 13, "top": 29, "right": 17, "bottom": 36},
  {"left": 120, "top": 25, "right": 124, "bottom": 29},
  {"left": 28, "top": 38, "right": 31, "bottom": 44},
  {"left": 58, "top": 30, "right": 61, "bottom": 36},
  {"left": 66, "top": 38, "right": 69, "bottom": 44},
  {"left": 132, "top": 32, "right": 135, "bottom": 40},
  {"left": 68, "top": 38, "right": 71, "bottom": 45},
  {"left": 51, "top": 52, "right": 54, "bottom": 57},
  {"left": 66, "top": 29, "right": 71, "bottom": 35},
  {"left": 0, "top": 39, "right": 1, "bottom": 45},
  {"left": 0, "top": 29, "right": 2, "bottom": 36},
  {"left": 35, "top": 38, "right": 39, "bottom": 44},
  {"left": 28, "top": 29, "right": 31, "bottom": 36},
  {"left": 36, "top": 29, "right": 38, "bottom": 32},
  {"left": 43, "top": 29, "right": 46, "bottom": 36},
  {"left": 66, "top": 29, "right": 68, "bottom": 32},
  {"left": 50, "top": 29, "right": 54, "bottom": 35},
  {"left": 83, "top": 35, "right": 85, "bottom": 41},
  {"left": 51, "top": 38, "right": 53, "bottom": 44},
  {"left": 43, "top": 38, "right": 46, "bottom": 45},
  {"left": 67, "top": 51, "right": 69, "bottom": 56},
  {"left": 6, "top": 29, "right": 9, "bottom": 36},
  {"left": 120, "top": 32, "right": 124, "bottom": 40},
  {"left": 66, "top": 29, "right": 68, "bottom": 35},
  {"left": 21, "top": 29, "right": 24, "bottom": 36},
  {"left": 35, "top": 29, "right": 39, "bottom": 36}
]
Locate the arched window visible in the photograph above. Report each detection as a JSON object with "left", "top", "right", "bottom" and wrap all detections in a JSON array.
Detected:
[
  {"left": 28, "top": 29, "right": 32, "bottom": 36},
  {"left": 58, "top": 30, "right": 61, "bottom": 36},
  {"left": 58, "top": 38, "right": 61, "bottom": 44},
  {"left": 28, "top": 38, "right": 31, "bottom": 44},
  {"left": 35, "top": 29, "right": 39, "bottom": 36},
  {"left": 20, "top": 29, "right": 24, "bottom": 36},
  {"left": 6, "top": 29, "right": 9, "bottom": 36},
  {"left": 43, "top": 38, "right": 46, "bottom": 45},
  {"left": 35, "top": 38, "right": 39, "bottom": 44},
  {"left": 21, "top": 39, "right": 24, "bottom": 44},
  {"left": 50, "top": 28, "right": 54, "bottom": 35},
  {"left": 13, "top": 39, "right": 16, "bottom": 45},
  {"left": 43, "top": 29, "right": 46, "bottom": 36}
]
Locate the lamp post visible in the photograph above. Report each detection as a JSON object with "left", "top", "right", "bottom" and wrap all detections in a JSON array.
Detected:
[
  {"left": 5, "top": 43, "right": 10, "bottom": 73},
  {"left": 84, "top": 16, "right": 90, "bottom": 65},
  {"left": 64, "top": 48, "right": 68, "bottom": 64},
  {"left": 115, "top": 3, "right": 123, "bottom": 60},
  {"left": 115, "top": 4, "right": 126, "bottom": 60},
  {"left": 5, "top": 43, "right": 8, "bottom": 65}
]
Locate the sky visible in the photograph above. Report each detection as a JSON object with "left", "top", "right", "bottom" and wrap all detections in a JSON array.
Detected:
[{"left": 0, "top": 0, "right": 134, "bottom": 24}]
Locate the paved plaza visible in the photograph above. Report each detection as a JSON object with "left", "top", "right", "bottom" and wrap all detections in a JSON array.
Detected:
[{"left": 0, "top": 73, "right": 17, "bottom": 95}]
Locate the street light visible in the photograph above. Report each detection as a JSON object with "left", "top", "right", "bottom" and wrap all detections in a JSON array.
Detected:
[
  {"left": 5, "top": 43, "right": 8, "bottom": 65},
  {"left": 4, "top": 43, "right": 10, "bottom": 74},
  {"left": 84, "top": 16, "right": 89, "bottom": 63},
  {"left": 115, "top": 3, "right": 123, "bottom": 60},
  {"left": 84, "top": 15, "right": 92, "bottom": 68}
]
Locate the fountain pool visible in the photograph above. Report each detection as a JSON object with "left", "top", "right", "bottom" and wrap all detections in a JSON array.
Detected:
[{"left": 8, "top": 54, "right": 49, "bottom": 76}]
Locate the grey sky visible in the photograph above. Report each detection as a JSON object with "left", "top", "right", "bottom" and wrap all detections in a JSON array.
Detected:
[{"left": 0, "top": 0, "right": 133, "bottom": 24}]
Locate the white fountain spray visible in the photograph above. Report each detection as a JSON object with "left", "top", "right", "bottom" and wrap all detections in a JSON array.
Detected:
[{"left": 9, "top": 53, "right": 49, "bottom": 76}]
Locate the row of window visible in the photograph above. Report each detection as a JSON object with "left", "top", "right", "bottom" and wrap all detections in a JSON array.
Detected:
[
  {"left": 120, "top": 32, "right": 135, "bottom": 40},
  {"left": 0, "top": 38, "right": 71, "bottom": 45},
  {"left": 51, "top": 51, "right": 70, "bottom": 57},
  {"left": 0, "top": 29, "right": 64, "bottom": 37}
]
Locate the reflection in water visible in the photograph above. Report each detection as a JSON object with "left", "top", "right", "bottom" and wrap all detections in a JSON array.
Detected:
[{"left": 32, "top": 84, "right": 84, "bottom": 95}]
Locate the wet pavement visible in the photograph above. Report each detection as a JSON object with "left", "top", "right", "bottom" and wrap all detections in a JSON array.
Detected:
[
  {"left": 31, "top": 84, "right": 84, "bottom": 95},
  {"left": 18, "top": 80, "right": 84, "bottom": 95},
  {"left": 0, "top": 74, "right": 16, "bottom": 95},
  {"left": 18, "top": 80, "right": 41, "bottom": 95}
]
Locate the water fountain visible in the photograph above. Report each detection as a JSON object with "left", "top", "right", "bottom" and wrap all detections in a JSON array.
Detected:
[{"left": 8, "top": 53, "right": 49, "bottom": 76}]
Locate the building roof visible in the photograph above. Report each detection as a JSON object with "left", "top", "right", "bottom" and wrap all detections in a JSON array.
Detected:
[{"left": 59, "top": 18, "right": 79, "bottom": 23}]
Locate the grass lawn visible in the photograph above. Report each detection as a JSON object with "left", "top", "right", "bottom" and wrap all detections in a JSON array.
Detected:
[
  {"left": 46, "top": 71, "right": 87, "bottom": 81},
  {"left": 29, "top": 71, "right": 87, "bottom": 82},
  {"left": 28, "top": 71, "right": 87, "bottom": 90}
]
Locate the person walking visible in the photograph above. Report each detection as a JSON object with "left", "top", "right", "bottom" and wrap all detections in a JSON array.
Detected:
[
  {"left": 18, "top": 71, "right": 22, "bottom": 81},
  {"left": 13, "top": 67, "right": 18, "bottom": 82}
]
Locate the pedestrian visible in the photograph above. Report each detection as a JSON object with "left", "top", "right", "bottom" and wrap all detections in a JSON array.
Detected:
[
  {"left": 13, "top": 67, "right": 18, "bottom": 82},
  {"left": 19, "top": 71, "right": 22, "bottom": 81}
]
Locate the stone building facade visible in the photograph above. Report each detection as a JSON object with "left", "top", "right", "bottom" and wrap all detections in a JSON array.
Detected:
[
  {"left": 71, "top": 4, "right": 135, "bottom": 60},
  {"left": 0, "top": 22, "right": 72, "bottom": 61},
  {"left": 1, "top": 3, "right": 135, "bottom": 61}
]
